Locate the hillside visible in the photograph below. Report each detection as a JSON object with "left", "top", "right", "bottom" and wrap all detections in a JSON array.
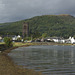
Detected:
[{"left": 0, "top": 14, "right": 75, "bottom": 38}]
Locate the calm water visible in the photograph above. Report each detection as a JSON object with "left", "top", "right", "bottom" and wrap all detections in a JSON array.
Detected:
[{"left": 8, "top": 45, "right": 75, "bottom": 75}]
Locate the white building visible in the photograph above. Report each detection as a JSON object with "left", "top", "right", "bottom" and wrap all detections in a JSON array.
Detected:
[
  {"left": 0, "top": 36, "right": 3, "bottom": 42},
  {"left": 45, "top": 37, "right": 65, "bottom": 43},
  {"left": 52, "top": 37, "right": 65, "bottom": 43},
  {"left": 12, "top": 35, "right": 21, "bottom": 41},
  {"left": 68, "top": 37, "right": 75, "bottom": 44},
  {"left": 12, "top": 36, "right": 17, "bottom": 41},
  {"left": 17, "top": 35, "right": 21, "bottom": 38},
  {"left": 0, "top": 36, "right": 2, "bottom": 40}
]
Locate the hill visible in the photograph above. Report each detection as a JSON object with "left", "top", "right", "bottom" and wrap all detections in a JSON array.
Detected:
[{"left": 0, "top": 14, "right": 75, "bottom": 38}]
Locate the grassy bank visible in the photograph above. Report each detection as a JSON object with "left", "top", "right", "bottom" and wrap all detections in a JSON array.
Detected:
[
  {"left": 0, "top": 53, "right": 42, "bottom": 75},
  {"left": 0, "top": 42, "right": 74, "bottom": 53},
  {"left": 13, "top": 42, "right": 74, "bottom": 47},
  {"left": 0, "top": 42, "right": 43, "bottom": 75}
]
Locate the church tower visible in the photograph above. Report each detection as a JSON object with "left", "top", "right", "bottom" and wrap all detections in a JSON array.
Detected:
[{"left": 23, "top": 22, "right": 29, "bottom": 38}]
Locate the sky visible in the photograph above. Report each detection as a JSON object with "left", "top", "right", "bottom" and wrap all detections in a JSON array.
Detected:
[{"left": 0, "top": 0, "right": 75, "bottom": 23}]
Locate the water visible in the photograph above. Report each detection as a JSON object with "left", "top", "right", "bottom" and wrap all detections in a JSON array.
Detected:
[{"left": 8, "top": 45, "right": 75, "bottom": 75}]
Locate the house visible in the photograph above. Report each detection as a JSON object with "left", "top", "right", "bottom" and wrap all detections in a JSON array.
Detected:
[
  {"left": 70, "top": 37, "right": 75, "bottom": 44},
  {"left": 12, "top": 35, "right": 21, "bottom": 42},
  {"left": 35, "top": 38, "right": 41, "bottom": 42},
  {"left": 44, "top": 37, "right": 54, "bottom": 42},
  {"left": 52, "top": 37, "right": 65, "bottom": 43},
  {"left": 67, "top": 37, "right": 75, "bottom": 44},
  {"left": 12, "top": 36, "right": 17, "bottom": 41},
  {"left": 0, "top": 36, "right": 2, "bottom": 40},
  {"left": 0, "top": 36, "right": 3, "bottom": 42},
  {"left": 45, "top": 37, "right": 65, "bottom": 43},
  {"left": 17, "top": 35, "right": 21, "bottom": 38}
]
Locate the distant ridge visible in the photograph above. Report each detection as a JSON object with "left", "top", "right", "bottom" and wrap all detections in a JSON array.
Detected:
[
  {"left": 0, "top": 14, "right": 75, "bottom": 38},
  {"left": 58, "top": 14, "right": 71, "bottom": 16}
]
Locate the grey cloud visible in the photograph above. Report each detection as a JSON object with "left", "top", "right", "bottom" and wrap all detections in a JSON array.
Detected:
[{"left": 0, "top": 0, "right": 75, "bottom": 23}]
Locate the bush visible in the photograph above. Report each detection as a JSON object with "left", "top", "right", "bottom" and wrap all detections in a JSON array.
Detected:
[
  {"left": 24, "top": 37, "right": 31, "bottom": 41},
  {"left": 4, "top": 37, "right": 13, "bottom": 47}
]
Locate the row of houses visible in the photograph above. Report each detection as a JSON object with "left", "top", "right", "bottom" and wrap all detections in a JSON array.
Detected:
[
  {"left": 0, "top": 35, "right": 22, "bottom": 42},
  {"left": 36, "top": 37, "right": 75, "bottom": 44},
  {"left": 0, "top": 35, "right": 75, "bottom": 44}
]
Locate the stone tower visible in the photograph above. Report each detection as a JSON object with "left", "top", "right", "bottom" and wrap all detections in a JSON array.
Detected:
[{"left": 23, "top": 22, "right": 29, "bottom": 38}]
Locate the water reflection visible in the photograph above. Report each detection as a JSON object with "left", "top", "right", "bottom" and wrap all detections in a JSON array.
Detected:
[
  {"left": 8, "top": 45, "right": 75, "bottom": 75},
  {"left": 70, "top": 48, "right": 74, "bottom": 64}
]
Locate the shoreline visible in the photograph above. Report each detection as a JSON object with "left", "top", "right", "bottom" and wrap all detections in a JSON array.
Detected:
[
  {"left": 0, "top": 44, "right": 43, "bottom": 75},
  {"left": 0, "top": 53, "right": 43, "bottom": 75},
  {"left": 3, "top": 42, "right": 74, "bottom": 55},
  {"left": 13, "top": 42, "right": 75, "bottom": 47}
]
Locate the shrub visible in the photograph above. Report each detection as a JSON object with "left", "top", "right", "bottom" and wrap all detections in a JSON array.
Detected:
[
  {"left": 4, "top": 37, "right": 13, "bottom": 47},
  {"left": 17, "top": 37, "right": 22, "bottom": 42},
  {"left": 24, "top": 37, "right": 31, "bottom": 41}
]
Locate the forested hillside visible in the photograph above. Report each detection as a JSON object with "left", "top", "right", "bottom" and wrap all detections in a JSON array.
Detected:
[{"left": 0, "top": 14, "right": 75, "bottom": 38}]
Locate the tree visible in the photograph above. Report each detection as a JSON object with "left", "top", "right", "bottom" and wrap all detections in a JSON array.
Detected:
[
  {"left": 24, "top": 37, "right": 31, "bottom": 41},
  {"left": 42, "top": 33, "right": 47, "bottom": 38},
  {"left": 4, "top": 37, "right": 13, "bottom": 47},
  {"left": 17, "top": 37, "right": 22, "bottom": 42},
  {"left": 31, "top": 31, "right": 41, "bottom": 38}
]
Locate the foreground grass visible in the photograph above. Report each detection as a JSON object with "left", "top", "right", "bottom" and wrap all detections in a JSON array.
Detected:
[
  {"left": 0, "top": 53, "right": 42, "bottom": 75},
  {"left": 0, "top": 42, "right": 43, "bottom": 75}
]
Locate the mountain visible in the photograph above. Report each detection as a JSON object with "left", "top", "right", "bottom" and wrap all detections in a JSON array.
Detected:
[{"left": 0, "top": 14, "right": 75, "bottom": 38}]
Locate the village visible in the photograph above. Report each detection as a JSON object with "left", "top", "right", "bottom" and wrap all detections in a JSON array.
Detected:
[
  {"left": 0, "top": 22, "right": 75, "bottom": 44},
  {"left": 0, "top": 35, "right": 75, "bottom": 44}
]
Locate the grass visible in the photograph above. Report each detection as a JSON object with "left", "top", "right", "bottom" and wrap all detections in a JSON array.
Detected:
[
  {"left": 13, "top": 42, "right": 74, "bottom": 47},
  {"left": 0, "top": 42, "right": 43, "bottom": 75},
  {"left": 0, "top": 42, "right": 5, "bottom": 44},
  {"left": 0, "top": 42, "right": 74, "bottom": 46},
  {"left": 0, "top": 53, "right": 43, "bottom": 75}
]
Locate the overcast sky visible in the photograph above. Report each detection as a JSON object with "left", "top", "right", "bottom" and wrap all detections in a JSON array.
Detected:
[{"left": 0, "top": 0, "right": 75, "bottom": 23}]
